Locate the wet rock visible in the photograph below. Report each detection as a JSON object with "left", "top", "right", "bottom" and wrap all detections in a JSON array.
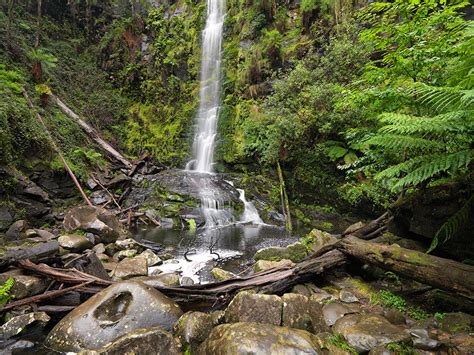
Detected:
[
  {"left": 437, "top": 312, "right": 473, "bottom": 334},
  {"left": 339, "top": 290, "right": 359, "bottom": 303},
  {"left": 132, "top": 273, "right": 181, "bottom": 287},
  {"left": 211, "top": 267, "right": 236, "bottom": 281},
  {"left": 305, "top": 229, "right": 338, "bottom": 253},
  {"left": 253, "top": 259, "right": 294, "bottom": 272},
  {"left": 410, "top": 328, "right": 439, "bottom": 350},
  {"left": 0, "top": 312, "right": 50, "bottom": 339},
  {"left": 5, "top": 220, "right": 28, "bottom": 240},
  {"left": 45, "top": 281, "right": 183, "bottom": 352},
  {"left": 322, "top": 302, "right": 353, "bottom": 326},
  {"left": 174, "top": 312, "right": 214, "bottom": 348},
  {"left": 111, "top": 257, "right": 148, "bottom": 280},
  {"left": 92, "top": 243, "right": 106, "bottom": 254},
  {"left": 58, "top": 234, "right": 94, "bottom": 252},
  {"left": 383, "top": 308, "right": 406, "bottom": 325},
  {"left": 82, "top": 326, "right": 181, "bottom": 355},
  {"left": 210, "top": 311, "right": 225, "bottom": 325},
  {"left": 225, "top": 292, "right": 282, "bottom": 325},
  {"left": 0, "top": 269, "right": 47, "bottom": 299},
  {"left": 180, "top": 276, "right": 194, "bottom": 286},
  {"left": 63, "top": 206, "right": 127, "bottom": 243},
  {"left": 334, "top": 314, "right": 411, "bottom": 352},
  {"left": 282, "top": 293, "right": 329, "bottom": 333},
  {"left": 112, "top": 249, "right": 138, "bottom": 261},
  {"left": 137, "top": 249, "right": 162, "bottom": 266},
  {"left": 197, "top": 322, "right": 322, "bottom": 354}
]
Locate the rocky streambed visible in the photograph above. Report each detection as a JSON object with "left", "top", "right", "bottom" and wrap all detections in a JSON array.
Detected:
[{"left": 0, "top": 167, "right": 473, "bottom": 354}]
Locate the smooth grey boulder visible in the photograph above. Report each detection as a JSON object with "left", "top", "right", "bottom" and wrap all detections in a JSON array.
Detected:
[
  {"left": 45, "top": 281, "right": 183, "bottom": 352},
  {"left": 322, "top": 302, "right": 353, "bottom": 326},
  {"left": 79, "top": 326, "right": 181, "bottom": 355},
  {"left": 63, "top": 206, "right": 128, "bottom": 243},
  {"left": 225, "top": 292, "right": 282, "bottom": 325},
  {"left": 197, "top": 322, "right": 322, "bottom": 354}
]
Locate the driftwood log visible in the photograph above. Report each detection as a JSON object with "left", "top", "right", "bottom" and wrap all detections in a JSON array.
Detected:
[{"left": 338, "top": 236, "right": 474, "bottom": 301}]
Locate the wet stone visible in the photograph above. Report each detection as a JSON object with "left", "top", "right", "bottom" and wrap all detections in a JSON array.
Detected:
[
  {"left": 322, "top": 302, "right": 353, "bottom": 326},
  {"left": 225, "top": 292, "right": 282, "bottom": 325},
  {"left": 58, "top": 234, "right": 94, "bottom": 252},
  {"left": 211, "top": 267, "right": 236, "bottom": 281},
  {"left": 197, "top": 322, "right": 322, "bottom": 354},
  {"left": 111, "top": 256, "right": 148, "bottom": 280},
  {"left": 174, "top": 311, "right": 214, "bottom": 348},
  {"left": 112, "top": 249, "right": 138, "bottom": 261},
  {"left": 137, "top": 249, "right": 162, "bottom": 266},
  {"left": 45, "top": 281, "right": 183, "bottom": 352}
]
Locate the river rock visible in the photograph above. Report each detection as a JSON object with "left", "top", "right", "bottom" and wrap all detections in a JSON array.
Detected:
[
  {"left": 322, "top": 302, "right": 353, "bottom": 326},
  {"left": 137, "top": 249, "right": 162, "bottom": 266},
  {"left": 5, "top": 220, "right": 28, "bottom": 240},
  {"left": 211, "top": 267, "right": 236, "bottom": 281},
  {"left": 58, "top": 234, "right": 93, "bottom": 252},
  {"left": 45, "top": 281, "right": 183, "bottom": 352},
  {"left": 30, "top": 229, "right": 56, "bottom": 241},
  {"left": 0, "top": 312, "right": 50, "bottom": 339},
  {"left": 81, "top": 326, "right": 181, "bottom": 355},
  {"left": 334, "top": 314, "right": 411, "bottom": 352},
  {"left": 339, "top": 290, "right": 359, "bottom": 303},
  {"left": 111, "top": 257, "right": 148, "bottom": 280},
  {"left": 174, "top": 312, "right": 214, "bottom": 348},
  {"left": 225, "top": 292, "right": 282, "bottom": 325},
  {"left": 306, "top": 229, "right": 338, "bottom": 253},
  {"left": 197, "top": 322, "right": 322, "bottom": 354},
  {"left": 410, "top": 328, "right": 439, "bottom": 350},
  {"left": 131, "top": 273, "right": 181, "bottom": 287},
  {"left": 0, "top": 269, "right": 47, "bottom": 299},
  {"left": 63, "top": 206, "right": 127, "bottom": 243},
  {"left": 282, "top": 293, "right": 329, "bottom": 333},
  {"left": 113, "top": 249, "right": 138, "bottom": 261},
  {"left": 253, "top": 259, "right": 294, "bottom": 272}
]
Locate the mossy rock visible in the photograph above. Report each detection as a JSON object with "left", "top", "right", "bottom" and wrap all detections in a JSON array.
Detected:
[{"left": 254, "top": 242, "right": 308, "bottom": 263}]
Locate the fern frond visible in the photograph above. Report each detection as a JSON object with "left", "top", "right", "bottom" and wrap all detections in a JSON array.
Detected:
[
  {"left": 410, "top": 85, "right": 474, "bottom": 111},
  {"left": 427, "top": 195, "right": 473, "bottom": 253},
  {"left": 376, "top": 155, "right": 428, "bottom": 180},
  {"left": 367, "top": 134, "right": 445, "bottom": 152},
  {"left": 393, "top": 149, "right": 474, "bottom": 191}
]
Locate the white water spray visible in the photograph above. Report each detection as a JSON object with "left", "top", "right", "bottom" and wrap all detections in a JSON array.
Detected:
[{"left": 238, "top": 189, "right": 264, "bottom": 224}]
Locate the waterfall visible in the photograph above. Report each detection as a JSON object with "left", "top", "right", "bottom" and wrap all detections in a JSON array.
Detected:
[
  {"left": 187, "top": 0, "right": 262, "bottom": 228},
  {"left": 237, "top": 189, "right": 264, "bottom": 224},
  {"left": 189, "top": 0, "right": 225, "bottom": 173}
]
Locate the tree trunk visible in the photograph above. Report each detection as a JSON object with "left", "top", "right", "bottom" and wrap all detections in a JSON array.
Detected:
[
  {"left": 277, "top": 161, "right": 292, "bottom": 232},
  {"left": 52, "top": 95, "right": 133, "bottom": 169},
  {"left": 338, "top": 236, "right": 474, "bottom": 301}
]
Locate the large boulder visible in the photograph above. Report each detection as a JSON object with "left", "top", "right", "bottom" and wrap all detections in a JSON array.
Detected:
[
  {"left": 63, "top": 206, "right": 128, "bottom": 243},
  {"left": 281, "top": 293, "right": 329, "bottom": 333},
  {"left": 225, "top": 292, "right": 282, "bottom": 325},
  {"left": 197, "top": 322, "right": 322, "bottom": 354},
  {"left": 81, "top": 326, "right": 181, "bottom": 355},
  {"left": 334, "top": 314, "right": 411, "bottom": 353},
  {"left": 45, "top": 281, "right": 183, "bottom": 352}
]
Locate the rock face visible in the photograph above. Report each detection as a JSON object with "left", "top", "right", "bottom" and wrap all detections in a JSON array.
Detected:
[
  {"left": 225, "top": 292, "right": 282, "bottom": 325},
  {"left": 197, "top": 322, "right": 322, "bottom": 354},
  {"left": 58, "top": 234, "right": 93, "bottom": 252},
  {"left": 45, "top": 281, "right": 183, "bottom": 352},
  {"left": 63, "top": 206, "right": 127, "bottom": 243},
  {"left": 334, "top": 314, "right": 411, "bottom": 352},
  {"left": 84, "top": 326, "right": 181, "bottom": 355}
]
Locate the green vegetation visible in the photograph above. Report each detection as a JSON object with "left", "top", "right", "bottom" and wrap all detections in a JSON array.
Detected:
[
  {"left": 385, "top": 342, "right": 416, "bottom": 355},
  {"left": 326, "top": 333, "right": 357, "bottom": 354},
  {"left": 0, "top": 277, "right": 14, "bottom": 306},
  {"left": 372, "top": 290, "right": 430, "bottom": 321}
]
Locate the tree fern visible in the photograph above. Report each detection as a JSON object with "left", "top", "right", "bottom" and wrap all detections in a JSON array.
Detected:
[{"left": 427, "top": 195, "right": 473, "bottom": 253}]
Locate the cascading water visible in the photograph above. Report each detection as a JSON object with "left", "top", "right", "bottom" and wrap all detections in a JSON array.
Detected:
[
  {"left": 237, "top": 189, "right": 264, "bottom": 224},
  {"left": 188, "top": 0, "right": 262, "bottom": 228}
]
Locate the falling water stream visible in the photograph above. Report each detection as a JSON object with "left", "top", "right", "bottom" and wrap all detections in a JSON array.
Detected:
[{"left": 187, "top": 0, "right": 262, "bottom": 227}]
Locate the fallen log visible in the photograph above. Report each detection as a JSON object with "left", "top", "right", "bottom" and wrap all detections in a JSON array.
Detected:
[
  {"left": 338, "top": 236, "right": 474, "bottom": 301},
  {"left": 52, "top": 95, "right": 133, "bottom": 170}
]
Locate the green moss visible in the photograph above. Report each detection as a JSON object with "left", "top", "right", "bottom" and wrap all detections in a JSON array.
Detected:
[
  {"left": 385, "top": 342, "right": 416, "bottom": 355},
  {"left": 326, "top": 334, "right": 357, "bottom": 354}
]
